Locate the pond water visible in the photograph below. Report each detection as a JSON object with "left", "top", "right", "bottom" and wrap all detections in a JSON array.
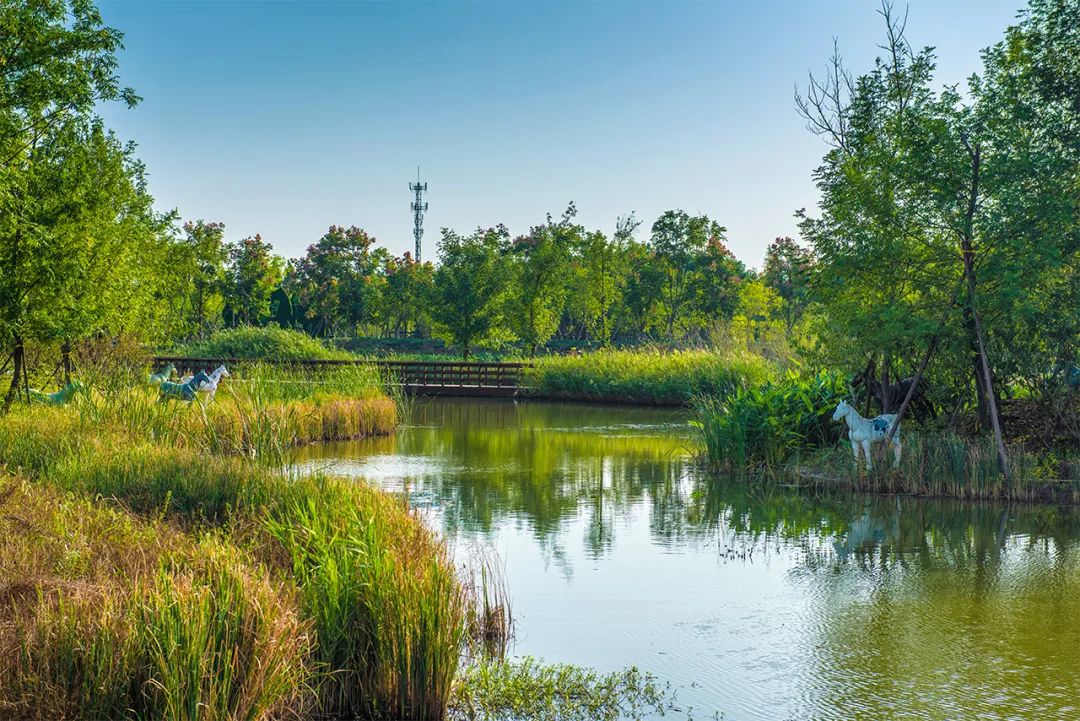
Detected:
[{"left": 295, "top": 398, "right": 1080, "bottom": 720}]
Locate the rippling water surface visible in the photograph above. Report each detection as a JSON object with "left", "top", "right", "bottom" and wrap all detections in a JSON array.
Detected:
[{"left": 295, "top": 398, "right": 1080, "bottom": 720}]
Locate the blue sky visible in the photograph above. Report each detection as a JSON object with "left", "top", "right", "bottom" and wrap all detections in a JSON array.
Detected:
[{"left": 98, "top": 0, "right": 1026, "bottom": 267}]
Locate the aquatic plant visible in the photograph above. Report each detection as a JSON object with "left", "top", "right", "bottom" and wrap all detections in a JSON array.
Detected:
[
  {"left": 691, "top": 370, "right": 848, "bottom": 471},
  {"left": 450, "top": 657, "right": 673, "bottom": 721}
]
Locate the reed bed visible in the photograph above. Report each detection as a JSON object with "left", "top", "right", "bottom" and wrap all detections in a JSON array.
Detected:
[
  {"left": 690, "top": 370, "right": 848, "bottom": 472},
  {"left": 0, "top": 391, "right": 500, "bottom": 720},
  {"left": 0, "top": 479, "right": 310, "bottom": 721},
  {"left": 524, "top": 348, "right": 774, "bottom": 405},
  {"left": 34, "top": 361, "right": 398, "bottom": 464},
  {"left": 792, "top": 434, "right": 1080, "bottom": 502}
]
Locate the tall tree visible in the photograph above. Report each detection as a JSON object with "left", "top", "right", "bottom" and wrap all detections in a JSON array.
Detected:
[
  {"left": 762, "top": 236, "right": 813, "bottom": 332},
  {"left": 1, "top": 0, "right": 140, "bottom": 406},
  {"left": 649, "top": 210, "right": 727, "bottom": 339},
  {"left": 290, "top": 225, "right": 378, "bottom": 336},
  {"left": 430, "top": 226, "right": 510, "bottom": 359},
  {"left": 178, "top": 220, "right": 227, "bottom": 334},
  {"left": 224, "top": 234, "right": 284, "bottom": 326},
  {"left": 508, "top": 204, "right": 580, "bottom": 356}
]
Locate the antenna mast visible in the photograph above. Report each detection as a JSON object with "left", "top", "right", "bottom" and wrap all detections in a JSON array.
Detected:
[{"left": 409, "top": 167, "right": 428, "bottom": 261}]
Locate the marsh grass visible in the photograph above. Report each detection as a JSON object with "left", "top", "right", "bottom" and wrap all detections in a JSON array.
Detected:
[
  {"left": 690, "top": 371, "right": 848, "bottom": 473},
  {"left": 266, "top": 477, "right": 470, "bottom": 719},
  {"left": 791, "top": 433, "right": 1080, "bottom": 502},
  {"left": 0, "top": 400, "right": 481, "bottom": 719},
  {"left": 524, "top": 349, "right": 774, "bottom": 405},
  {"left": 50, "top": 361, "right": 398, "bottom": 464},
  {"left": 0, "top": 367, "right": 514, "bottom": 720},
  {"left": 0, "top": 480, "right": 309, "bottom": 721}
]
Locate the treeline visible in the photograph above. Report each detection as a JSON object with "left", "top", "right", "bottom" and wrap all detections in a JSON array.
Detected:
[{"left": 169, "top": 207, "right": 810, "bottom": 359}]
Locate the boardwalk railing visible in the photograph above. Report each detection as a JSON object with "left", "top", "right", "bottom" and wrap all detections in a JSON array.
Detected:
[{"left": 152, "top": 357, "right": 531, "bottom": 397}]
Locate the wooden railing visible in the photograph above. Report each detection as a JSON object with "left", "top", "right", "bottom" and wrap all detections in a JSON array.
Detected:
[{"left": 151, "top": 357, "right": 530, "bottom": 397}]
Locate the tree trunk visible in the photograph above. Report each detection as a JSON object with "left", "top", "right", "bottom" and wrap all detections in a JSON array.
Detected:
[
  {"left": 887, "top": 339, "right": 936, "bottom": 442},
  {"left": 61, "top": 340, "right": 73, "bottom": 385},
  {"left": 958, "top": 139, "right": 1009, "bottom": 480},
  {"left": 964, "top": 305, "right": 992, "bottom": 431},
  {"left": 862, "top": 355, "right": 876, "bottom": 417},
  {"left": 3, "top": 337, "right": 24, "bottom": 412}
]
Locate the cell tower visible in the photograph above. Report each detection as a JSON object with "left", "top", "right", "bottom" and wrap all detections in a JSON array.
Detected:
[{"left": 409, "top": 168, "right": 428, "bottom": 262}]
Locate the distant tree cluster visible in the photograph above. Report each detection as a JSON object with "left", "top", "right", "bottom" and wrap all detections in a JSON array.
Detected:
[{"left": 163, "top": 205, "right": 778, "bottom": 360}]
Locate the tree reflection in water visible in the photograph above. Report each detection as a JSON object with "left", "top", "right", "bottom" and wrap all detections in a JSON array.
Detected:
[{"left": 296, "top": 398, "right": 1080, "bottom": 720}]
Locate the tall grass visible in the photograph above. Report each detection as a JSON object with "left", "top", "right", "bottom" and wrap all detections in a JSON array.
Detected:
[
  {"left": 691, "top": 370, "right": 848, "bottom": 472},
  {"left": 524, "top": 349, "right": 774, "bottom": 405},
  {"left": 267, "top": 478, "right": 470, "bottom": 719},
  {"left": 0, "top": 480, "right": 309, "bottom": 721},
  {"left": 50, "top": 362, "right": 398, "bottom": 464},
  {"left": 795, "top": 433, "right": 1080, "bottom": 502},
  {"left": 689, "top": 370, "right": 1080, "bottom": 501},
  {"left": 0, "top": 399, "right": 481, "bottom": 719}
]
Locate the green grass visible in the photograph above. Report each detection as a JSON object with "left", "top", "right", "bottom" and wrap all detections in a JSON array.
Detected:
[
  {"left": 0, "top": 480, "right": 309, "bottom": 721},
  {"left": 524, "top": 349, "right": 775, "bottom": 405},
  {"left": 791, "top": 433, "right": 1080, "bottom": 502},
  {"left": 64, "top": 362, "right": 397, "bottom": 464},
  {"left": 0, "top": 366, "right": 499, "bottom": 720},
  {"left": 688, "top": 371, "right": 1080, "bottom": 501},
  {"left": 171, "top": 325, "right": 355, "bottom": 361}
]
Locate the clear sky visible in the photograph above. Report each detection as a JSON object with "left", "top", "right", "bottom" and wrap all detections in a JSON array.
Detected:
[{"left": 97, "top": 0, "right": 1026, "bottom": 268}]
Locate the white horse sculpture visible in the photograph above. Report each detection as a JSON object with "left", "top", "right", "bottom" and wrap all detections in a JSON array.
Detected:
[
  {"left": 180, "top": 364, "right": 230, "bottom": 401},
  {"left": 832, "top": 399, "right": 902, "bottom": 470}
]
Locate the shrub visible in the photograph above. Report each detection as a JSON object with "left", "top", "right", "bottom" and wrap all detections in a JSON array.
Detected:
[
  {"left": 691, "top": 370, "right": 848, "bottom": 471},
  {"left": 171, "top": 326, "right": 353, "bottom": 361}
]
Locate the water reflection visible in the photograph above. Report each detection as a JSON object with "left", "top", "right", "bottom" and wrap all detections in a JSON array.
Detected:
[{"left": 296, "top": 398, "right": 1080, "bottom": 720}]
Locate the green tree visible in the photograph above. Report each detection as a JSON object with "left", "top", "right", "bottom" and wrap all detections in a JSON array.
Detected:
[
  {"left": 1, "top": 0, "right": 139, "bottom": 406},
  {"left": 377, "top": 251, "right": 434, "bottom": 337},
  {"left": 508, "top": 204, "right": 580, "bottom": 356},
  {"left": 177, "top": 220, "right": 227, "bottom": 334},
  {"left": 224, "top": 234, "right": 284, "bottom": 326},
  {"left": 692, "top": 234, "right": 747, "bottom": 331},
  {"left": 649, "top": 210, "right": 727, "bottom": 339},
  {"left": 430, "top": 226, "right": 510, "bottom": 359},
  {"left": 290, "top": 225, "right": 379, "bottom": 336},
  {"left": 762, "top": 236, "right": 813, "bottom": 332}
]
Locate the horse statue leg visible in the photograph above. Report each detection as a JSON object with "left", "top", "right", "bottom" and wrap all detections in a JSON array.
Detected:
[
  {"left": 862, "top": 438, "right": 874, "bottom": 471},
  {"left": 891, "top": 435, "right": 902, "bottom": 468},
  {"left": 851, "top": 439, "right": 862, "bottom": 470}
]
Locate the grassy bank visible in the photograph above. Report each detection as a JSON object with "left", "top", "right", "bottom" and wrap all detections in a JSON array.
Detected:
[
  {"left": 524, "top": 349, "right": 774, "bottom": 405},
  {"left": 1, "top": 369, "right": 669, "bottom": 720},
  {"left": 691, "top": 373, "right": 1080, "bottom": 503},
  {"left": 72, "top": 362, "right": 396, "bottom": 463},
  {"left": 0, "top": 393, "right": 481, "bottom": 720}
]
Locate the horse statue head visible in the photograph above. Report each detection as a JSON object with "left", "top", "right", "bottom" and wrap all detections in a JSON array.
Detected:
[{"left": 832, "top": 399, "right": 853, "bottom": 422}]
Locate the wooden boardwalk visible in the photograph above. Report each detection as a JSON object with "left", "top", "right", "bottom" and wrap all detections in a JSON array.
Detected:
[{"left": 153, "top": 356, "right": 531, "bottom": 398}]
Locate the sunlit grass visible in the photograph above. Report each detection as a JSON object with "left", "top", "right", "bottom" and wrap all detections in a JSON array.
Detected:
[{"left": 524, "top": 348, "right": 774, "bottom": 405}]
